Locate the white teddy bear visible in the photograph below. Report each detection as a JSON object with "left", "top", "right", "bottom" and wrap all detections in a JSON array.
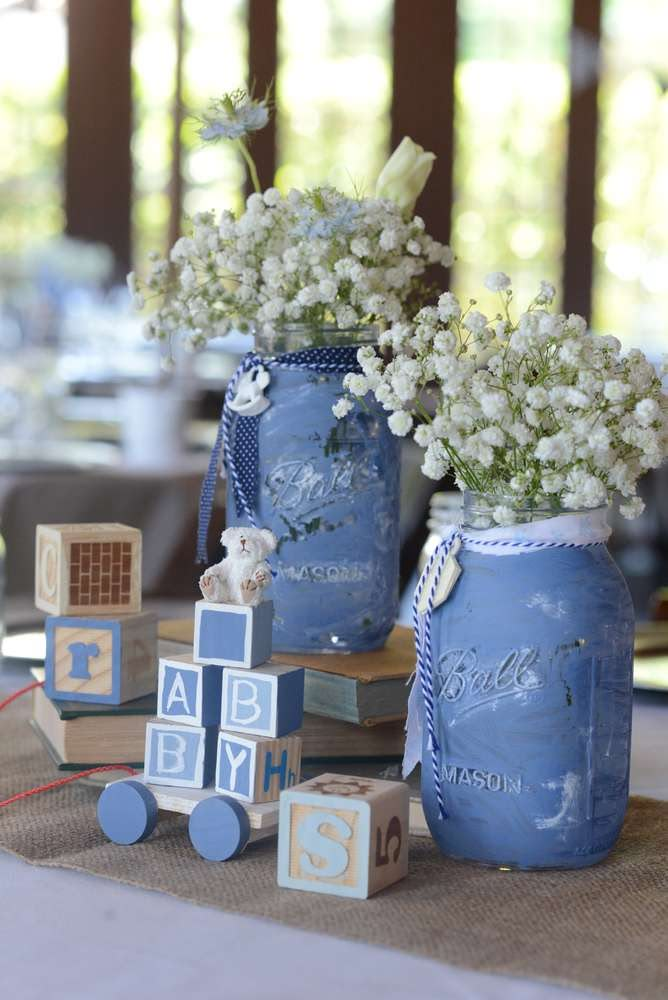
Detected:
[{"left": 199, "top": 526, "right": 277, "bottom": 607}]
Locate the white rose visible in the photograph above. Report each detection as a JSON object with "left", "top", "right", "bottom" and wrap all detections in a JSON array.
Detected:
[{"left": 375, "top": 136, "right": 436, "bottom": 214}]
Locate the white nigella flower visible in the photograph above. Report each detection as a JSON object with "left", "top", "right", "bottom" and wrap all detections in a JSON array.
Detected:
[{"left": 198, "top": 89, "right": 269, "bottom": 141}]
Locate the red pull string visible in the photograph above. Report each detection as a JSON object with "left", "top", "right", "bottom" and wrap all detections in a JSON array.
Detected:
[
  {"left": 0, "top": 764, "right": 138, "bottom": 808},
  {"left": 0, "top": 679, "right": 44, "bottom": 712},
  {"left": 0, "top": 679, "right": 137, "bottom": 808}
]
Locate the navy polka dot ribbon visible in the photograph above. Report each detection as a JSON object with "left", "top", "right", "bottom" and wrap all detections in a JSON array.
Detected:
[{"left": 196, "top": 345, "right": 362, "bottom": 563}]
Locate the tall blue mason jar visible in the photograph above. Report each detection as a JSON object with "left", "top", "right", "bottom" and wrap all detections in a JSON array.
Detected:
[
  {"left": 226, "top": 326, "right": 401, "bottom": 653},
  {"left": 421, "top": 493, "right": 635, "bottom": 870}
]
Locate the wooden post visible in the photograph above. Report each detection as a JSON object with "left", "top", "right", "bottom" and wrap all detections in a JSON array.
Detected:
[
  {"left": 563, "top": 0, "right": 602, "bottom": 318},
  {"left": 247, "top": 0, "right": 277, "bottom": 194},
  {"left": 391, "top": 0, "right": 457, "bottom": 273},
  {"left": 65, "top": 0, "right": 133, "bottom": 278}
]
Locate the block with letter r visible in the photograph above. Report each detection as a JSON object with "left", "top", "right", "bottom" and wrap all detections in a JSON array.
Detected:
[
  {"left": 277, "top": 773, "right": 409, "bottom": 898},
  {"left": 193, "top": 600, "right": 273, "bottom": 669},
  {"left": 44, "top": 612, "right": 157, "bottom": 705},
  {"left": 220, "top": 663, "right": 304, "bottom": 738},
  {"left": 144, "top": 719, "right": 218, "bottom": 788},
  {"left": 215, "top": 731, "right": 301, "bottom": 803},
  {"left": 157, "top": 654, "right": 223, "bottom": 727}
]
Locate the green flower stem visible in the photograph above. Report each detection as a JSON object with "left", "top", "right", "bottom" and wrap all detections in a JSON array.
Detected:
[{"left": 236, "top": 138, "right": 262, "bottom": 194}]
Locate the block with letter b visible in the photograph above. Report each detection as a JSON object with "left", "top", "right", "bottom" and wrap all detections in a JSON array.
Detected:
[
  {"left": 277, "top": 773, "right": 409, "bottom": 899},
  {"left": 35, "top": 523, "right": 141, "bottom": 616},
  {"left": 157, "top": 654, "right": 223, "bottom": 727},
  {"left": 194, "top": 599, "right": 273, "bottom": 669},
  {"left": 220, "top": 663, "right": 304, "bottom": 738},
  {"left": 45, "top": 612, "right": 157, "bottom": 705},
  {"left": 215, "top": 731, "right": 301, "bottom": 803},
  {"left": 144, "top": 719, "right": 218, "bottom": 788}
]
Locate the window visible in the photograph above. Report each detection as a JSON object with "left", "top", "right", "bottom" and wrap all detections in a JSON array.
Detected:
[
  {"left": 592, "top": 0, "right": 668, "bottom": 355},
  {"left": 0, "top": 0, "right": 67, "bottom": 254},
  {"left": 451, "top": 0, "right": 571, "bottom": 310}
]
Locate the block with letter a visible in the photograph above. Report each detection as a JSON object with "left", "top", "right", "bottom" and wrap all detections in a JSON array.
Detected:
[
  {"left": 277, "top": 773, "right": 409, "bottom": 898},
  {"left": 144, "top": 719, "right": 218, "bottom": 788},
  {"left": 44, "top": 612, "right": 157, "bottom": 705},
  {"left": 215, "top": 731, "right": 301, "bottom": 803},
  {"left": 220, "top": 662, "right": 304, "bottom": 738},
  {"left": 35, "top": 523, "right": 141, "bottom": 617},
  {"left": 157, "top": 654, "right": 223, "bottom": 727}
]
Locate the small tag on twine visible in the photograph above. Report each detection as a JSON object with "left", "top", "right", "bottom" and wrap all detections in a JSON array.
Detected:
[{"left": 417, "top": 535, "right": 462, "bottom": 614}]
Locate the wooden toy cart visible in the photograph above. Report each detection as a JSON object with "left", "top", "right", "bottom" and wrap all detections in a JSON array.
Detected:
[{"left": 97, "top": 774, "right": 279, "bottom": 861}]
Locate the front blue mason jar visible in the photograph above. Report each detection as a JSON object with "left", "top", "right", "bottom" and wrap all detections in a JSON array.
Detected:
[
  {"left": 421, "top": 495, "right": 635, "bottom": 870},
  {"left": 226, "top": 326, "right": 401, "bottom": 653}
]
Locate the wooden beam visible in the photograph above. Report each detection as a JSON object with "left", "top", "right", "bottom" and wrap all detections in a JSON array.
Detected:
[
  {"left": 391, "top": 0, "right": 456, "bottom": 276},
  {"left": 65, "top": 0, "right": 133, "bottom": 279},
  {"left": 247, "top": 0, "right": 277, "bottom": 194},
  {"left": 563, "top": 0, "right": 602, "bottom": 318}
]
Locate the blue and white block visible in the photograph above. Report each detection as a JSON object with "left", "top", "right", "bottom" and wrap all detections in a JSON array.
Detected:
[
  {"left": 220, "top": 663, "right": 304, "bottom": 738},
  {"left": 157, "top": 654, "right": 223, "bottom": 727},
  {"left": 144, "top": 719, "right": 217, "bottom": 789},
  {"left": 194, "top": 599, "right": 273, "bottom": 669},
  {"left": 215, "top": 731, "right": 302, "bottom": 804}
]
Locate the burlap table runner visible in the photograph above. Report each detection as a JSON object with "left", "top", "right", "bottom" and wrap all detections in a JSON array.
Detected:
[{"left": 1, "top": 698, "right": 667, "bottom": 1000}]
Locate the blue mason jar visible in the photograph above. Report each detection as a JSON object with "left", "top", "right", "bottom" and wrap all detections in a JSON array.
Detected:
[
  {"left": 226, "top": 326, "right": 400, "bottom": 653},
  {"left": 421, "top": 493, "right": 635, "bottom": 870}
]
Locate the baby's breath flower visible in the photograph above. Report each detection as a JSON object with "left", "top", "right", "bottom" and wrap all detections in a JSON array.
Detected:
[
  {"left": 484, "top": 271, "right": 511, "bottom": 293},
  {"left": 336, "top": 273, "right": 667, "bottom": 518}
]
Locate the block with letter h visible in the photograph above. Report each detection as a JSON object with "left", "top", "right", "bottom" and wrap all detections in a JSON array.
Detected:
[
  {"left": 35, "top": 523, "right": 141, "bottom": 617},
  {"left": 45, "top": 612, "right": 157, "bottom": 705},
  {"left": 194, "top": 599, "right": 273, "bottom": 669},
  {"left": 144, "top": 719, "right": 218, "bottom": 788},
  {"left": 220, "top": 663, "right": 304, "bottom": 738},
  {"left": 215, "top": 731, "right": 302, "bottom": 804},
  {"left": 277, "top": 773, "right": 409, "bottom": 899},
  {"left": 157, "top": 654, "right": 223, "bottom": 727}
]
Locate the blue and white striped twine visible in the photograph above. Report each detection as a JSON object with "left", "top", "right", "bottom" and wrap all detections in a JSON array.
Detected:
[
  {"left": 412, "top": 527, "right": 606, "bottom": 820},
  {"left": 196, "top": 345, "right": 361, "bottom": 563}
]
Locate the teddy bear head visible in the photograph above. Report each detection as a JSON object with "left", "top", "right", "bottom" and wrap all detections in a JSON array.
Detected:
[{"left": 220, "top": 526, "right": 277, "bottom": 562}]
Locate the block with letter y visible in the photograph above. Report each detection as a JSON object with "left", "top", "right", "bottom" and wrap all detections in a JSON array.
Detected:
[
  {"left": 215, "top": 731, "right": 301, "bottom": 803},
  {"left": 277, "top": 773, "right": 409, "bottom": 898},
  {"left": 44, "top": 612, "right": 157, "bottom": 705},
  {"left": 144, "top": 719, "right": 218, "bottom": 788}
]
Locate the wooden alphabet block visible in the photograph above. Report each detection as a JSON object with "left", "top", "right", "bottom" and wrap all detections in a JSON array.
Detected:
[
  {"left": 35, "top": 523, "right": 141, "bottom": 616},
  {"left": 45, "top": 611, "right": 157, "bottom": 705},
  {"left": 215, "top": 731, "right": 301, "bottom": 803},
  {"left": 157, "top": 654, "right": 223, "bottom": 727},
  {"left": 220, "top": 662, "right": 304, "bottom": 738},
  {"left": 277, "top": 773, "right": 409, "bottom": 899},
  {"left": 194, "top": 599, "right": 273, "bottom": 669},
  {"left": 144, "top": 718, "right": 217, "bottom": 788}
]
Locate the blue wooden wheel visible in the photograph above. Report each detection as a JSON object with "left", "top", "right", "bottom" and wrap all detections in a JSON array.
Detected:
[
  {"left": 97, "top": 780, "right": 158, "bottom": 845},
  {"left": 188, "top": 795, "right": 250, "bottom": 861}
]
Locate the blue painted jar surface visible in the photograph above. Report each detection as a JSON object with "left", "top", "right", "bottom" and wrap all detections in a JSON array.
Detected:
[
  {"left": 227, "top": 328, "right": 400, "bottom": 653},
  {"left": 421, "top": 503, "right": 634, "bottom": 870}
]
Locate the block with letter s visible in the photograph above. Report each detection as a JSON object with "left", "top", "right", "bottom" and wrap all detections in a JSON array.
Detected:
[{"left": 277, "top": 773, "right": 409, "bottom": 898}]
